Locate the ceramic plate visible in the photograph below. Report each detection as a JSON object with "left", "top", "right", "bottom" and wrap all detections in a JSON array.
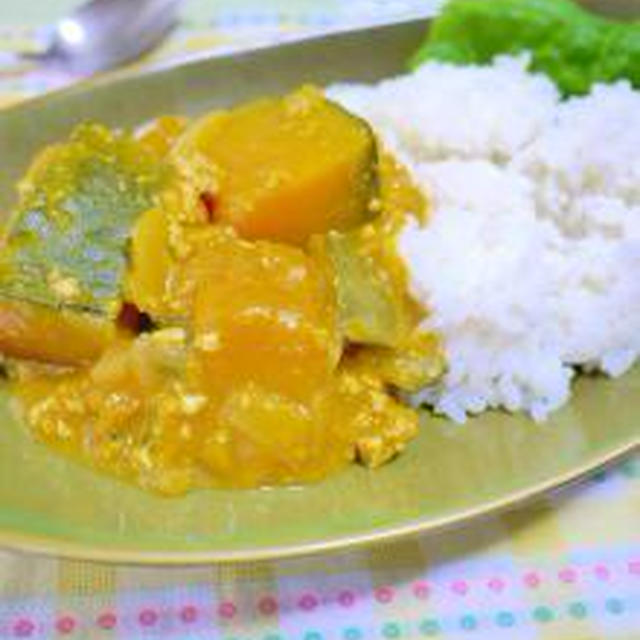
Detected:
[{"left": 0, "top": 19, "right": 637, "bottom": 564}]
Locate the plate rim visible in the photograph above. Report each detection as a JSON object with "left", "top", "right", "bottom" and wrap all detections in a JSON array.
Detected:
[
  {"left": 1, "top": 438, "right": 636, "bottom": 565},
  {"left": 0, "top": 16, "right": 433, "bottom": 117}
]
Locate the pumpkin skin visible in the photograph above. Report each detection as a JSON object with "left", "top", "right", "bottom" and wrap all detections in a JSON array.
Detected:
[{"left": 173, "top": 86, "right": 378, "bottom": 245}]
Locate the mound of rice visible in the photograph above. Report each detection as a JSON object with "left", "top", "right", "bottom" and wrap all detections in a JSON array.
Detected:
[{"left": 328, "top": 55, "right": 640, "bottom": 422}]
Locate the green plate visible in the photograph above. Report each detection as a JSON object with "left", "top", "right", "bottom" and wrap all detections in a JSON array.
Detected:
[{"left": 0, "top": 19, "right": 638, "bottom": 564}]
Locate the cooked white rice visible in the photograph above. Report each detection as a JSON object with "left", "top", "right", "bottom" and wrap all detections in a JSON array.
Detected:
[{"left": 328, "top": 55, "right": 640, "bottom": 422}]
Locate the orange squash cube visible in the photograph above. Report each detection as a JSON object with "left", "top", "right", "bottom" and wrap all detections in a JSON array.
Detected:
[
  {"left": 0, "top": 299, "right": 115, "bottom": 366},
  {"left": 173, "top": 86, "right": 378, "bottom": 244},
  {"left": 190, "top": 230, "right": 338, "bottom": 400}
]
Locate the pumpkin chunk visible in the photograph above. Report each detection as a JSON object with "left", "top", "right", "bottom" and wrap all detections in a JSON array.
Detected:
[
  {"left": 137, "top": 115, "right": 188, "bottom": 158},
  {"left": 0, "top": 298, "right": 114, "bottom": 366},
  {"left": 0, "top": 123, "right": 171, "bottom": 364},
  {"left": 125, "top": 207, "right": 172, "bottom": 315},
  {"left": 0, "top": 123, "right": 169, "bottom": 313},
  {"left": 190, "top": 229, "right": 339, "bottom": 401},
  {"left": 198, "top": 383, "right": 348, "bottom": 488},
  {"left": 311, "top": 230, "right": 408, "bottom": 347},
  {"left": 173, "top": 86, "right": 378, "bottom": 244}
]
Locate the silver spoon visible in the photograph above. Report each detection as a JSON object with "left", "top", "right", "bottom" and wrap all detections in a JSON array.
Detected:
[{"left": 23, "top": 0, "right": 182, "bottom": 74}]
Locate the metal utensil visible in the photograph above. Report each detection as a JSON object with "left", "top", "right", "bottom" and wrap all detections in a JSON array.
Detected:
[{"left": 24, "top": 0, "right": 182, "bottom": 74}]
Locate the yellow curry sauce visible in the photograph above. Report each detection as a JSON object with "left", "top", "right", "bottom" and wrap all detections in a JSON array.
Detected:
[{"left": 4, "top": 87, "right": 443, "bottom": 494}]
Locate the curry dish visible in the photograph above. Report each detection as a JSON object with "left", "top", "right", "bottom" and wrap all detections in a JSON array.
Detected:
[{"left": 0, "top": 87, "right": 443, "bottom": 494}]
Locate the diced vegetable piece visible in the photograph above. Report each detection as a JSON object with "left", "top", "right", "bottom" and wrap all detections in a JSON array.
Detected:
[
  {"left": 173, "top": 86, "right": 378, "bottom": 244},
  {"left": 310, "top": 230, "right": 408, "bottom": 347},
  {"left": 0, "top": 123, "right": 170, "bottom": 314},
  {"left": 137, "top": 115, "right": 188, "bottom": 158},
  {"left": 17, "top": 332, "right": 194, "bottom": 495},
  {"left": 409, "top": 0, "right": 640, "bottom": 96},
  {"left": 199, "top": 383, "right": 342, "bottom": 487},
  {"left": 89, "top": 330, "right": 187, "bottom": 392},
  {"left": 0, "top": 298, "right": 114, "bottom": 366},
  {"left": 321, "top": 369, "right": 419, "bottom": 468},
  {"left": 344, "top": 330, "right": 444, "bottom": 392},
  {"left": 378, "top": 151, "right": 428, "bottom": 223},
  {"left": 0, "top": 123, "right": 172, "bottom": 366},
  {"left": 125, "top": 207, "right": 172, "bottom": 314},
  {"left": 190, "top": 230, "right": 339, "bottom": 400}
]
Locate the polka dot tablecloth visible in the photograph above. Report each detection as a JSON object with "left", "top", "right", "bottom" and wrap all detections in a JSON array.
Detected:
[{"left": 0, "top": 2, "right": 639, "bottom": 639}]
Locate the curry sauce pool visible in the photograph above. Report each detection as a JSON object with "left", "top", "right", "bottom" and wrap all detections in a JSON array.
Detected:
[{"left": 4, "top": 87, "right": 443, "bottom": 494}]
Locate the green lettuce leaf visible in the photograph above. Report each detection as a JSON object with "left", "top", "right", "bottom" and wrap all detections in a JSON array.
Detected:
[{"left": 410, "top": 0, "right": 639, "bottom": 95}]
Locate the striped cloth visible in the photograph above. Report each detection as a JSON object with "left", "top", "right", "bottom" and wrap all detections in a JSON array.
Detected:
[{"left": 0, "top": 3, "right": 639, "bottom": 639}]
